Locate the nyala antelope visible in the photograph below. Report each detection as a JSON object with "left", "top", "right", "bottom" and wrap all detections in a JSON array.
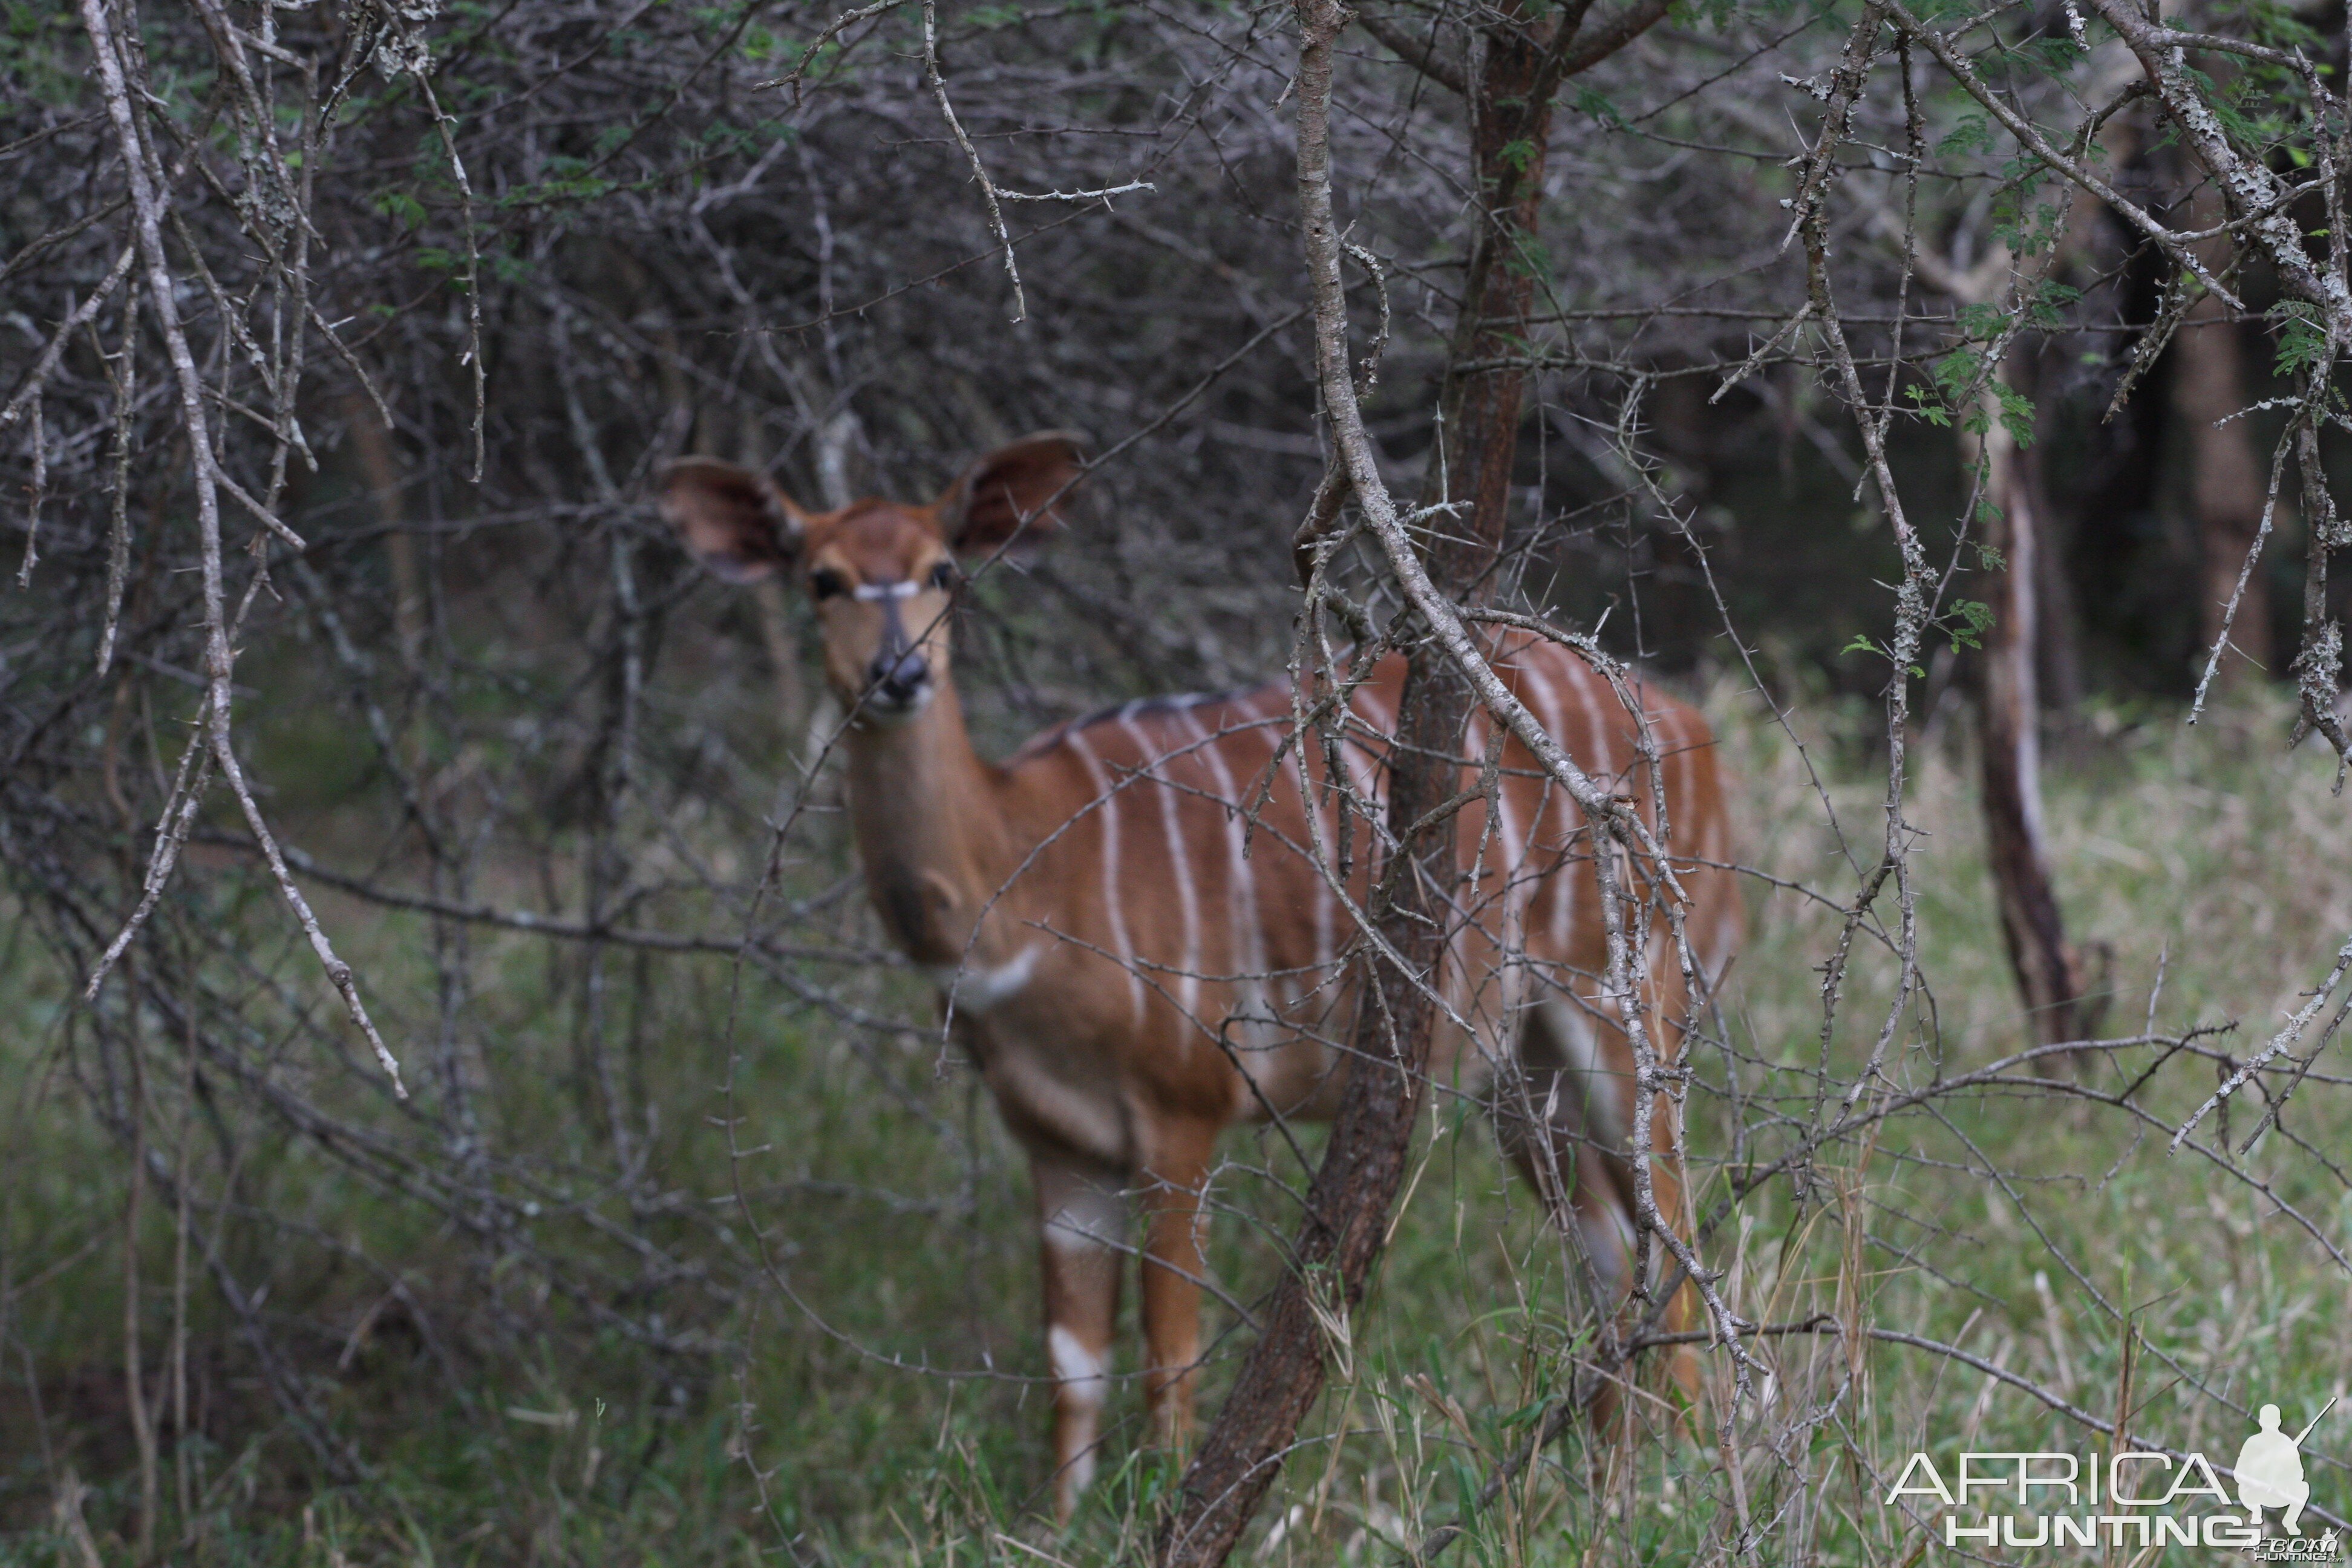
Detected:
[{"left": 659, "top": 432, "right": 1740, "bottom": 1518}]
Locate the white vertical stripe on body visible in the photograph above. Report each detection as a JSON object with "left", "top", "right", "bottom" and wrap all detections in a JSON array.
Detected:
[
  {"left": 1336, "top": 681, "right": 1391, "bottom": 962},
  {"left": 1067, "top": 731, "right": 1146, "bottom": 1027},
  {"left": 1122, "top": 710, "right": 1201, "bottom": 1027},
  {"left": 1568, "top": 659, "right": 1613, "bottom": 958},
  {"left": 1260, "top": 686, "right": 1339, "bottom": 991},
  {"left": 1179, "top": 708, "right": 1265, "bottom": 1018},
  {"left": 1460, "top": 707, "right": 1521, "bottom": 1057},
  {"left": 1223, "top": 701, "right": 1298, "bottom": 1006},
  {"left": 1338, "top": 705, "right": 1382, "bottom": 815},
  {"left": 1521, "top": 656, "right": 1579, "bottom": 955},
  {"left": 1348, "top": 680, "right": 1393, "bottom": 828}
]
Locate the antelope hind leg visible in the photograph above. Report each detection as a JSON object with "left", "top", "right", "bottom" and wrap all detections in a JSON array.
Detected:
[{"left": 1033, "top": 1154, "right": 1126, "bottom": 1521}]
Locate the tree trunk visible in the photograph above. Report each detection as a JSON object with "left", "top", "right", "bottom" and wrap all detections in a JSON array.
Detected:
[
  {"left": 2028, "top": 423, "right": 2084, "bottom": 717},
  {"left": 1154, "top": 5, "right": 1567, "bottom": 1564},
  {"left": 2175, "top": 181, "right": 2270, "bottom": 685},
  {"left": 1971, "top": 356, "right": 2091, "bottom": 1062},
  {"left": 344, "top": 395, "right": 425, "bottom": 676}
]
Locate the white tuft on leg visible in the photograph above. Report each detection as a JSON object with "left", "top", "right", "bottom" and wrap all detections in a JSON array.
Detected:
[
  {"left": 1538, "top": 998, "right": 1626, "bottom": 1152},
  {"left": 1050, "top": 1324, "right": 1109, "bottom": 1402},
  {"left": 1042, "top": 1180, "right": 1126, "bottom": 1257},
  {"left": 1577, "top": 1202, "right": 1636, "bottom": 1305},
  {"left": 1049, "top": 1324, "right": 1108, "bottom": 1497}
]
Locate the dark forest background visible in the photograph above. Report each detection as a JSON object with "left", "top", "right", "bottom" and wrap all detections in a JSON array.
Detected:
[{"left": 5, "top": 0, "right": 2352, "bottom": 1560}]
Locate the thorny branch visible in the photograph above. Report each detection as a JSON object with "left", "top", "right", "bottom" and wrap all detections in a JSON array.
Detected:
[
  {"left": 5, "top": 0, "right": 2352, "bottom": 1558},
  {"left": 71, "top": 0, "right": 405, "bottom": 1096}
]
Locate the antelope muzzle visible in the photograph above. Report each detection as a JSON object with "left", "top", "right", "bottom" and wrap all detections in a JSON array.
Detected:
[{"left": 860, "top": 587, "right": 933, "bottom": 717}]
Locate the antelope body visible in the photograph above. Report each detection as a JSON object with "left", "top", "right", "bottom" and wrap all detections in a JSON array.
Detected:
[{"left": 659, "top": 434, "right": 1740, "bottom": 1518}]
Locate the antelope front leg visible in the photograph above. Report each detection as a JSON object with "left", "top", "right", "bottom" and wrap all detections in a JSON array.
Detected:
[
  {"left": 1508, "top": 998, "right": 1698, "bottom": 1434},
  {"left": 1033, "top": 1155, "right": 1126, "bottom": 1521},
  {"left": 1138, "top": 1121, "right": 1218, "bottom": 1451},
  {"left": 1631, "top": 1029, "right": 1704, "bottom": 1414}
]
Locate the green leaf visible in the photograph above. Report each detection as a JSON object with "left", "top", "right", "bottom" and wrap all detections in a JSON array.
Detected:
[
  {"left": 1955, "top": 301, "right": 2007, "bottom": 340},
  {"left": 2018, "top": 33, "right": 2083, "bottom": 73},
  {"left": 1904, "top": 384, "right": 1952, "bottom": 428},
  {"left": 1931, "top": 347, "right": 1984, "bottom": 402},
  {"left": 2270, "top": 299, "right": 2331, "bottom": 379},
  {"left": 2030, "top": 279, "right": 2083, "bottom": 328},
  {"left": 1993, "top": 381, "right": 2038, "bottom": 447},
  {"left": 1572, "top": 84, "right": 1624, "bottom": 128},
  {"left": 1498, "top": 234, "right": 1553, "bottom": 281},
  {"left": 1937, "top": 113, "right": 1994, "bottom": 157},
  {"left": 371, "top": 187, "right": 428, "bottom": 230},
  {"left": 1945, "top": 597, "right": 1996, "bottom": 652}
]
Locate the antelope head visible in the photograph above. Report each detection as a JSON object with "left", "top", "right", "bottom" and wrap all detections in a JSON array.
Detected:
[{"left": 658, "top": 431, "right": 1086, "bottom": 724}]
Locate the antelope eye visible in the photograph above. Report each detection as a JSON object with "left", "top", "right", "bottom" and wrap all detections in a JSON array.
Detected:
[
  {"left": 809, "top": 568, "right": 848, "bottom": 601},
  {"left": 927, "top": 560, "right": 958, "bottom": 590}
]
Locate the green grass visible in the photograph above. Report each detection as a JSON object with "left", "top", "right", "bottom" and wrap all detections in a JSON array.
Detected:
[{"left": 4, "top": 679, "right": 2349, "bottom": 1565}]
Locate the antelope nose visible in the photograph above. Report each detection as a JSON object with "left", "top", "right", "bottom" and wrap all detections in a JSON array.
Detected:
[{"left": 869, "top": 646, "right": 930, "bottom": 702}]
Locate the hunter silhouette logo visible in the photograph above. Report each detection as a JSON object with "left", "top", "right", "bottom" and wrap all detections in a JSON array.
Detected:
[{"left": 2238, "top": 1399, "right": 2335, "bottom": 1536}]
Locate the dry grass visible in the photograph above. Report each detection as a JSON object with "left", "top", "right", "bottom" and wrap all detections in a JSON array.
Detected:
[{"left": 2, "top": 679, "right": 2348, "bottom": 1565}]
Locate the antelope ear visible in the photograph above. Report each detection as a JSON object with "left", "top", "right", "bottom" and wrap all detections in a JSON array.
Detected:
[
  {"left": 658, "top": 459, "right": 808, "bottom": 583},
  {"left": 938, "top": 431, "right": 1086, "bottom": 555}
]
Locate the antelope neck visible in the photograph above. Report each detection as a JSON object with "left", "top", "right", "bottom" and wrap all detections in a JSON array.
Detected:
[{"left": 841, "top": 678, "right": 1020, "bottom": 967}]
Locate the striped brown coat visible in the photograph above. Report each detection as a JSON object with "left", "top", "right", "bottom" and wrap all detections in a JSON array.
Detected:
[{"left": 661, "top": 433, "right": 1739, "bottom": 1518}]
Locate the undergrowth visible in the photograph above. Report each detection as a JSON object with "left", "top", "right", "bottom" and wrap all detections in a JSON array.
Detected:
[{"left": 2, "top": 681, "right": 2347, "bottom": 1566}]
